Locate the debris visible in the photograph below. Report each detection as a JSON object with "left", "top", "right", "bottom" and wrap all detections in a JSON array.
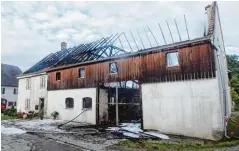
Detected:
[
  {"left": 123, "top": 132, "right": 140, "bottom": 138},
  {"left": 143, "top": 131, "right": 170, "bottom": 140}
]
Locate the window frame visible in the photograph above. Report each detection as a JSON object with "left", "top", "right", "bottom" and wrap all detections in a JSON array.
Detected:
[
  {"left": 78, "top": 67, "right": 85, "bottom": 78},
  {"left": 26, "top": 78, "right": 31, "bottom": 90},
  {"left": 109, "top": 62, "right": 118, "bottom": 74},
  {"left": 1, "top": 88, "right": 5, "bottom": 94},
  {"left": 166, "top": 51, "right": 180, "bottom": 67},
  {"left": 65, "top": 97, "right": 74, "bottom": 109},
  {"left": 25, "top": 99, "right": 30, "bottom": 110},
  {"left": 56, "top": 72, "right": 61, "bottom": 81},
  {"left": 40, "top": 76, "right": 46, "bottom": 88},
  {"left": 82, "top": 97, "right": 92, "bottom": 110}
]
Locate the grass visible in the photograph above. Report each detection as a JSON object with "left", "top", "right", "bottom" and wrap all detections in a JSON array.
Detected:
[
  {"left": 228, "top": 114, "right": 239, "bottom": 137},
  {"left": 1, "top": 114, "right": 17, "bottom": 120},
  {"left": 119, "top": 139, "right": 239, "bottom": 151}
]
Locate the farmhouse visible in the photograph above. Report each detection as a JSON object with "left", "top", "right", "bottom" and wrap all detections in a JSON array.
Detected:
[{"left": 17, "top": 1, "right": 231, "bottom": 140}]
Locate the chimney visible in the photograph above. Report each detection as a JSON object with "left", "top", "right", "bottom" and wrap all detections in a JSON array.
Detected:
[{"left": 61, "top": 42, "right": 67, "bottom": 50}]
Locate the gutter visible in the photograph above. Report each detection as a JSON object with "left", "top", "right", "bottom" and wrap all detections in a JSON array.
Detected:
[
  {"left": 212, "top": 44, "right": 230, "bottom": 139},
  {"left": 16, "top": 72, "right": 47, "bottom": 79}
]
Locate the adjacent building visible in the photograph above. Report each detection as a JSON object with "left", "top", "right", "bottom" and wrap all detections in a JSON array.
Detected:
[{"left": 1, "top": 63, "right": 22, "bottom": 108}]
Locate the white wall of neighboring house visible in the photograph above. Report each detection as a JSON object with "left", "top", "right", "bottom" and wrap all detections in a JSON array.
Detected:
[
  {"left": 17, "top": 73, "right": 48, "bottom": 113},
  {"left": 47, "top": 88, "right": 97, "bottom": 124},
  {"left": 1, "top": 86, "right": 18, "bottom": 108},
  {"left": 142, "top": 78, "right": 224, "bottom": 140}
]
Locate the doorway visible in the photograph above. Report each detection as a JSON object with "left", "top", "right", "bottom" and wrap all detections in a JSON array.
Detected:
[{"left": 39, "top": 98, "right": 45, "bottom": 111}]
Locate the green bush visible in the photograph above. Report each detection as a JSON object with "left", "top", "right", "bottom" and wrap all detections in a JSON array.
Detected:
[{"left": 3, "top": 109, "right": 10, "bottom": 115}]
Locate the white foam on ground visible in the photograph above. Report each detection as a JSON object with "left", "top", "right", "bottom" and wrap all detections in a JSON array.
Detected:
[
  {"left": 1, "top": 125, "right": 26, "bottom": 135},
  {"left": 15, "top": 119, "right": 64, "bottom": 132}
]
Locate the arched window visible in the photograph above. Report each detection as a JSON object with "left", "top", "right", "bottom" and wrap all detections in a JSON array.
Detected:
[
  {"left": 82, "top": 97, "right": 92, "bottom": 109},
  {"left": 65, "top": 97, "right": 74, "bottom": 109}
]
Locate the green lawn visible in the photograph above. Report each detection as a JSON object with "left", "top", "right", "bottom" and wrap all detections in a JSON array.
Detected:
[
  {"left": 119, "top": 139, "right": 239, "bottom": 151},
  {"left": 1, "top": 114, "right": 17, "bottom": 120}
]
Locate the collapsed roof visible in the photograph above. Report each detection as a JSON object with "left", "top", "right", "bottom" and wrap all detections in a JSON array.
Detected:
[{"left": 22, "top": 1, "right": 217, "bottom": 75}]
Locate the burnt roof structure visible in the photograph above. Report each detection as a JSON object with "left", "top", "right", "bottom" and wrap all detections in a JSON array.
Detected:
[
  {"left": 21, "top": 1, "right": 217, "bottom": 76},
  {"left": 1, "top": 63, "right": 22, "bottom": 87}
]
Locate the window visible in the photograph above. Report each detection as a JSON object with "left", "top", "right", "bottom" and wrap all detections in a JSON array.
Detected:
[
  {"left": 65, "top": 97, "right": 74, "bottom": 109},
  {"left": 1, "top": 88, "right": 5, "bottom": 94},
  {"left": 26, "top": 78, "right": 31, "bottom": 90},
  {"left": 109, "top": 62, "right": 118, "bottom": 74},
  {"left": 82, "top": 97, "right": 92, "bottom": 109},
  {"left": 25, "top": 99, "right": 30, "bottom": 109},
  {"left": 78, "top": 68, "right": 85, "bottom": 78},
  {"left": 166, "top": 52, "right": 179, "bottom": 66},
  {"left": 13, "top": 88, "right": 17, "bottom": 94},
  {"left": 40, "top": 76, "right": 46, "bottom": 88},
  {"left": 56, "top": 72, "right": 61, "bottom": 81},
  {"left": 8, "top": 102, "right": 14, "bottom": 107}
]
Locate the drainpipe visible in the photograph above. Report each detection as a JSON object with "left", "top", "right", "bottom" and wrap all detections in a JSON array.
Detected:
[{"left": 212, "top": 44, "right": 230, "bottom": 139}]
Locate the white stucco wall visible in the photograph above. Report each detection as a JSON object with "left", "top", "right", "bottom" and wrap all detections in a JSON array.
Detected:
[
  {"left": 47, "top": 88, "right": 97, "bottom": 124},
  {"left": 142, "top": 78, "right": 224, "bottom": 140},
  {"left": 1, "top": 86, "right": 18, "bottom": 108},
  {"left": 17, "top": 74, "right": 48, "bottom": 112}
]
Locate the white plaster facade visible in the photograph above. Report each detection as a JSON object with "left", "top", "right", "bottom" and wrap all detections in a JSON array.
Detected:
[
  {"left": 47, "top": 88, "right": 97, "bottom": 124},
  {"left": 1, "top": 86, "right": 18, "bottom": 108},
  {"left": 142, "top": 78, "right": 224, "bottom": 140},
  {"left": 17, "top": 73, "right": 48, "bottom": 113}
]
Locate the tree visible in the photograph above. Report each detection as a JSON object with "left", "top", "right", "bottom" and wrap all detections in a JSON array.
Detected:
[{"left": 227, "top": 54, "right": 239, "bottom": 110}]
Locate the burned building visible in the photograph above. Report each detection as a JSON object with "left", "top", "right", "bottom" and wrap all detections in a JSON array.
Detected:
[{"left": 17, "top": 2, "right": 231, "bottom": 140}]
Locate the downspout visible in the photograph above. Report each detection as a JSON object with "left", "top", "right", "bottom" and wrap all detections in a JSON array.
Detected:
[{"left": 212, "top": 44, "right": 230, "bottom": 139}]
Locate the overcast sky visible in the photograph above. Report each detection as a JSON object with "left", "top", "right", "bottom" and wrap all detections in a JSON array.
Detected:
[{"left": 1, "top": 1, "right": 239, "bottom": 71}]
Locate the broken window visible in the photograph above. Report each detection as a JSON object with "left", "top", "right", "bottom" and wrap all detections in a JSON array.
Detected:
[
  {"left": 78, "top": 68, "right": 85, "bottom": 78},
  {"left": 109, "top": 62, "right": 118, "bottom": 74},
  {"left": 56, "top": 72, "right": 61, "bottom": 81},
  {"left": 166, "top": 52, "right": 179, "bottom": 66},
  {"left": 65, "top": 97, "right": 74, "bottom": 109},
  {"left": 82, "top": 97, "right": 92, "bottom": 109}
]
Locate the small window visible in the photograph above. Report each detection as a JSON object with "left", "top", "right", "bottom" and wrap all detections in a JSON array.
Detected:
[
  {"left": 13, "top": 88, "right": 17, "bottom": 94},
  {"left": 65, "top": 97, "right": 74, "bottom": 109},
  {"left": 109, "top": 62, "right": 118, "bottom": 74},
  {"left": 166, "top": 52, "right": 179, "bottom": 66},
  {"left": 8, "top": 102, "right": 14, "bottom": 107},
  {"left": 40, "top": 76, "right": 46, "bottom": 88},
  {"left": 78, "top": 68, "right": 85, "bottom": 78},
  {"left": 56, "top": 72, "right": 61, "bottom": 81},
  {"left": 26, "top": 78, "right": 31, "bottom": 90},
  {"left": 83, "top": 97, "right": 92, "bottom": 109},
  {"left": 25, "top": 99, "right": 30, "bottom": 109},
  {"left": 1, "top": 88, "right": 5, "bottom": 94}
]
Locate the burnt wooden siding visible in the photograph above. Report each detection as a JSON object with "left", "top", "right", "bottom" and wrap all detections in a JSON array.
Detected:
[{"left": 48, "top": 43, "right": 215, "bottom": 90}]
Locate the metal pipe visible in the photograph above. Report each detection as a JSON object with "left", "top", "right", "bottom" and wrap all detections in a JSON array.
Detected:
[
  {"left": 212, "top": 44, "right": 230, "bottom": 139},
  {"left": 144, "top": 28, "right": 153, "bottom": 47},
  {"left": 116, "top": 82, "right": 119, "bottom": 126},
  {"left": 123, "top": 32, "right": 133, "bottom": 52}
]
